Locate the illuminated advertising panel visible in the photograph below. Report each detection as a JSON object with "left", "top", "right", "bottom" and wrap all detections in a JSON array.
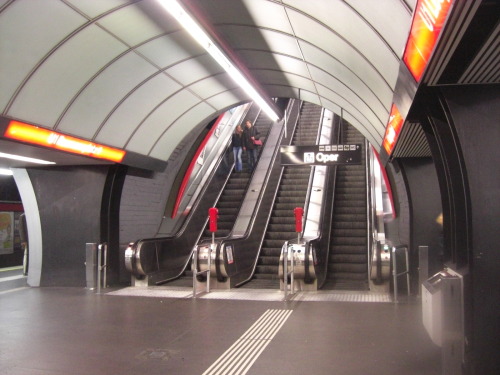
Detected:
[
  {"left": 383, "top": 104, "right": 405, "bottom": 155},
  {"left": 403, "top": 0, "right": 455, "bottom": 82},
  {"left": 4, "top": 121, "right": 126, "bottom": 163}
]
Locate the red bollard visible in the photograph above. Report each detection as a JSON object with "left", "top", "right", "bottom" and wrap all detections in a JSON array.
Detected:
[
  {"left": 208, "top": 207, "right": 218, "bottom": 233},
  {"left": 294, "top": 207, "right": 304, "bottom": 233}
]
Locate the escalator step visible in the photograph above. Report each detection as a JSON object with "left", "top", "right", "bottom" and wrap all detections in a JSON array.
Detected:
[
  {"left": 332, "top": 228, "right": 367, "bottom": 237},
  {"left": 330, "top": 245, "right": 367, "bottom": 254},
  {"left": 258, "top": 256, "right": 280, "bottom": 266},
  {"left": 260, "top": 247, "right": 282, "bottom": 257},
  {"left": 327, "top": 269, "right": 367, "bottom": 279},
  {"left": 255, "top": 265, "right": 279, "bottom": 275},
  {"left": 269, "top": 216, "right": 295, "bottom": 224},
  {"left": 333, "top": 221, "right": 367, "bottom": 229},
  {"left": 330, "top": 254, "right": 367, "bottom": 263},
  {"left": 334, "top": 206, "right": 366, "bottom": 215},
  {"left": 263, "top": 239, "right": 288, "bottom": 248},
  {"left": 266, "top": 231, "right": 296, "bottom": 240},
  {"left": 331, "top": 236, "right": 367, "bottom": 246}
]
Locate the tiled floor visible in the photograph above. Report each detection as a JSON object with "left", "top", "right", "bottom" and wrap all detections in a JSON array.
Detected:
[{"left": 0, "top": 273, "right": 441, "bottom": 375}]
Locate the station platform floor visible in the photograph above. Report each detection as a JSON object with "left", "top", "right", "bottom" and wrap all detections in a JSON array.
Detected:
[{"left": 0, "top": 270, "right": 441, "bottom": 375}]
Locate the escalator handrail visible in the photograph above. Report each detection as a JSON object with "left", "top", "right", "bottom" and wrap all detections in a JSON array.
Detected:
[
  {"left": 215, "top": 100, "right": 303, "bottom": 284},
  {"left": 226, "top": 99, "right": 302, "bottom": 240},
  {"left": 302, "top": 112, "right": 342, "bottom": 287},
  {"left": 128, "top": 107, "right": 253, "bottom": 281}
]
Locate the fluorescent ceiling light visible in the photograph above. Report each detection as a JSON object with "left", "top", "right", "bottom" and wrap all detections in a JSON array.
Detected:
[
  {"left": 158, "top": 0, "right": 279, "bottom": 122},
  {"left": 0, "top": 168, "right": 13, "bottom": 176},
  {"left": 0, "top": 151, "right": 56, "bottom": 165}
]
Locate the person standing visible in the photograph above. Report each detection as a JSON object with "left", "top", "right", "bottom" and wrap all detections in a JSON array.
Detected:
[
  {"left": 232, "top": 125, "right": 243, "bottom": 172},
  {"left": 242, "top": 120, "right": 260, "bottom": 171}
]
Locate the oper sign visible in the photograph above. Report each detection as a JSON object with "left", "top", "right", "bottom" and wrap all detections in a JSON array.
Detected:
[{"left": 280, "top": 144, "right": 362, "bottom": 166}]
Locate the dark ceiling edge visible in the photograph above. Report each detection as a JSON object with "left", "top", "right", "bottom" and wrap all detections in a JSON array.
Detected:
[{"left": 121, "top": 151, "right": 167, "bottom": 172}]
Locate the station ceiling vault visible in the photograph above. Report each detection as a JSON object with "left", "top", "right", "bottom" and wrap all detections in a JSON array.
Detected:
[{"left": 0, "top": 0, "right": 416, "bottom": 170}]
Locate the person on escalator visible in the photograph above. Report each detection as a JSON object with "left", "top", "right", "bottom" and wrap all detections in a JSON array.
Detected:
[
  {"left": 242, "top": 120, "right": 260, "bottom": 171},
  {"left": 232, "top": 125, "right": 244, "bottom": 172}
]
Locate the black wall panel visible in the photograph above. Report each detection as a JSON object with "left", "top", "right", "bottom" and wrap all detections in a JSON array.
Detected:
[
  {"left": 28, "top": 166, "right": 109, "bottom": 287},
  {"left": 440, "top": 85, "right": 500, "bottom": 375},
  {"left": 400, "top": 158, "right": 443, "bottom": 292}
]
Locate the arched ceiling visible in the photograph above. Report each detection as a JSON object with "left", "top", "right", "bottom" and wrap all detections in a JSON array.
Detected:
[{"left": 0, "top": 0, "right": 416, "bottom": 169}]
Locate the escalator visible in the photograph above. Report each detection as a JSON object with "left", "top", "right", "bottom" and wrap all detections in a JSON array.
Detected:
[
  {"left": 202, "top": 117, "right": 274, "bottom": 238},
  {"left": 243, "top": 102, "right": 323, "bottom": 289},
  {"left": 324, "top": 123, "right": 369, "bottom": 290}
]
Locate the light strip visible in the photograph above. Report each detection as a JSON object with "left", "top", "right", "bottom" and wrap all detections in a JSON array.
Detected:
[
  {"left": 4, "top": 121, "right": 126, "bottom": 163},
  {"left": 157, "top": 0, "right": 279, "bottom": 122},
  {"left": 0, "top": 168, "right": 14, "bottom": 176},
  {"left": 0, "top": 151, "right": 55, "bottom": 165}
]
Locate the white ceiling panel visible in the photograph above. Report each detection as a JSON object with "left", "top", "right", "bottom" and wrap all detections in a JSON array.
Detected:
[
  {"left": 289, "top": 10, "right": 393, "bottom": 93},
  {"left": 95, "top": 73, "right": 183, "bottom": 147},
  {"left": 301, "top": 45, "right": 392, "bottom": 113},
  {"left": 308, "top": 65, "right": 388, "bottom": 126},
  {"left": 189, "top": 74, "right": 237, "bottom": 100},
  {"left": 95, "top": 1, "right": 177, "bottom": 47},
  {"left": 294, "top": 90, "right": 321, "bottom": 107},
  {"left": 205, "top": 88, "right": 248, "bottom": 111},
  {"left": 317, "top": 86, "right": 384, "bottom": 144},
  {"left": 299, "top": 40, "right": 393, "bottom": 107},
  {"left": 8, "top": 24, "right": 128, "bottom": 127},
  {"left": 321, "top": 97, "right": 380, "bottom": 147},
  {"left": 346, "top": 0, "right": 414, "bottom": 56},
  {"left": 57, "top": 51, "right": 157, "bottom": 138},
  {"left": 165, "top": 55, "right": 223, "bottom": 86},
  {"left": 136, "top": 32, "right": 204, "bottom": 68},
  {"left": 66, "top": 0, "right": 130, "bottom": 19},
  {"left": 254, "top": 70, "right": 317, "bottom": 93},
  {"left": 150, "top": 102, "right": 215, "bottom": 160},
  {"left": 125, "top": 89, "right": 200, "bottom": 154},
  {"left": 0, "top": 0, "right": 86, "bottom": 112},
  {"left": 239, "top": 0, "right": 293, "bottom": 33},
  {"left": 239, "top": 51, "right": 310, "bottom": 78},
  {"left": 286, "top": 0, "right": 400, "bottom": 86},
  {"left": 220, "top": 25, "right": 303, "bottom": 60},
  {"left": 313, "top": 75, "right": 385, "bottom": 134}
]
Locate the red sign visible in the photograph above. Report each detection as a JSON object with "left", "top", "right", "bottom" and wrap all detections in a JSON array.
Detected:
[
  {"left": 383, "top": 104, "right": 404, "bottom": 155},
  {"left": 403, "top": 0, "right": 455, "bottom": 82},
  {"left": 294, "top": 207, "right": 304, "bottom": 233},
  {"left": 208, "top": 207, "right": 218, "bottom": 233},
  {"left": 4, "top": 121, "right": 126, "bottom": 163}
]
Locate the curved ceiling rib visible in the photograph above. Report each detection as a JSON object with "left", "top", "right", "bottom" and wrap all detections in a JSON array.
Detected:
[{"left": 0, "top": 0, "right": 415, "bottom": 170}]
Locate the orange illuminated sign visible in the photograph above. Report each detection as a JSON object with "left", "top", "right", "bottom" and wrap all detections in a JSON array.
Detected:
[
  {"left": 403, "top": 0, "right": 454, "bottom": 82},
  {"left": 383, "top": 104, "right": 405, "bottom": 155},
  {"left": 4, "top": 121, "right": 126, "bottom": 163}
]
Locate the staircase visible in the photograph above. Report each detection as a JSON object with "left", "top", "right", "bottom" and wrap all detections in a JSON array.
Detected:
[
  {"left": 325, "top": 123, "right": 368, "bottom": 290},
  {"left": 244, "top": 102, "right": 322, "bottom": 289}
]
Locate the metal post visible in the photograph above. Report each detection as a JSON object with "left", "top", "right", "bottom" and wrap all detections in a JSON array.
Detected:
[
  {"left": 103, "top": 243, "right": 107, "bottom": 289},
  {"left": 97, "top": 244, "right": 102, "bottom": 294},
  {"left": 392, "top": 247, "right": 398, "bottom": 302},
  {"left": 284, "top": 108, "right": 287, "bottom": 139},
  {"left": 283, "top": 243, "right": 288, "bottom": 300},
  {"left": 192, "top": 247, "right": 198, "bottom": 297},
  {"left": 290, "top": 245, "right": 295, "bottom": 295},
  {"left": 405, "top": 247, "right": 410, "bottom": 296},
  {"left": 392, "top": 245, "right": 410, "bottom": 303}
]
